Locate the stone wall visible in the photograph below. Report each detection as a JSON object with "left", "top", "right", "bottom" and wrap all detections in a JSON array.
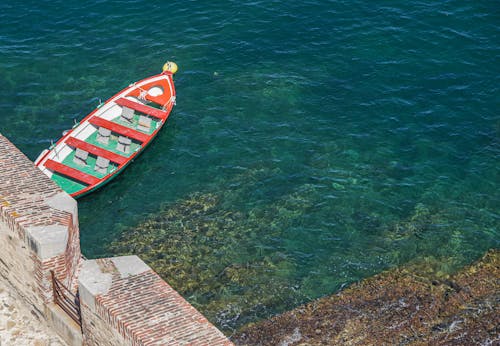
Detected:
[
  {"left": 0, "top": 133, "right": 83, "bottom": 345},
  {"left": 0, "top": 139, "right": 79, "bottom": 301},
  {"left": 0, "top": 133, "right": 233, "bottom": 346},
  {"left": 79, "top": 256, "right": 232, "bottom": 346}
]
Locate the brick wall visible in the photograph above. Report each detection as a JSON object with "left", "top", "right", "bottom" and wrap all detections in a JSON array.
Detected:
[
  {"left": 0, "top": 134, "right": 81, "bottom": 307},
  {"left": 79, "top": 256, "right": 233, "bottom": 346},
  {"left": 0, "top": 133, "right": 233, "bottom": 346},
  {"left": 0, "top": 221, "right": 44, "bottom": 317},
  {"left": 0, "top": 133, "right": 83, "bottom": 345}
]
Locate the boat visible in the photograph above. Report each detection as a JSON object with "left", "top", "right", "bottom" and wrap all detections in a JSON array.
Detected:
[{"left": 34, "top": 62, "right": 178, "bottom": 198}]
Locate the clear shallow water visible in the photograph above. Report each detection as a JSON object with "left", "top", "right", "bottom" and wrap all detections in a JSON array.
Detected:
[{"left": 1, "top": 0, "right": 498, "bottom": 332}]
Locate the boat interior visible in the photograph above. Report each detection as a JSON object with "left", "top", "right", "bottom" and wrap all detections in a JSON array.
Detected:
[{"left": 39, "top": 78, "right": 174, "bottom": 195}]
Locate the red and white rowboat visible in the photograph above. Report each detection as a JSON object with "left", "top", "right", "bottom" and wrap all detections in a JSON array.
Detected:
[{"left": 35, "top": 62, "right": 177, "bottom": 198}]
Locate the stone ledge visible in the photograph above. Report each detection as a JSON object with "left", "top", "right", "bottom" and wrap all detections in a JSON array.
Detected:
[
  {"left": 0, "top": 133, "right": 82, "bottom": 345},
  {"left": 110, "top": 255, "right": 150, "bottom": 278},
  {"left": 46, "top": 303, "right": 83, "bottom": 346},
  {"left": 26, "top": 225, "right": 69, "bottom": 260},
  {"left": 79, "top": 256, "right": 234, "bottom": 346},
  {"left": 78, "top": 260, "right": 113, "bottom": 313}
]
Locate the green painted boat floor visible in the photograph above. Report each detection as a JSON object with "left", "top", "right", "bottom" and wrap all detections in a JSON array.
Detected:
[
  {"left": 50, "top": 143, "right": 119, "bottom": 195},
  {"left": 61, "top": 150, "right": 118, "bottom": 178},
  {"left": 52, "top": 173, "right": 86, "bottom": 194},
  {"left": 49, "top": 113, "right": 159, "bottom": 195}
]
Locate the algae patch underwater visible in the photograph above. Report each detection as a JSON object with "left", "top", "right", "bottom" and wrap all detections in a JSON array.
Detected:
[
  {"left": 233, "top": 249, "right": 499, "bottom": 345},
  {"left": 107, "top": 188, "right": 313, "bottom": 332},
  {"left": 107, "top": 159, "right": 498, "bottom": 333}
]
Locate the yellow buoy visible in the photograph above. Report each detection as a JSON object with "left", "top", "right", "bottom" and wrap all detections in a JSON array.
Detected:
[{"left": 162, "top": 61, "right": 178, "bottom": 74}]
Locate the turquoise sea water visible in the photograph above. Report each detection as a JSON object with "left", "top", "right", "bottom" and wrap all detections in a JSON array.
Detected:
[{"left": 1, "top": 0, "right": 498, "bottom": 332}]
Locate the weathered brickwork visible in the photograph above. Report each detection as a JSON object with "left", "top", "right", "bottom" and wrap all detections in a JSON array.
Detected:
[
  {"left": 0, "top": 134, "right": 81, "bottom": 306},
  {"left": 0, "top": 133, "right": 233, "bottom": 346},
  {"left": 0, "top": 221, "right": 44, "bottom": 318},
  {"left": 80, "top": 257, "right": 233, "bottom": 346},
  {"left": 0, "top": 133, "right": 83, "bottom": 344}
]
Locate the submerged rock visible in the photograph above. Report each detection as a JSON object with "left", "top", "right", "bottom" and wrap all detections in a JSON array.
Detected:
[
  {"left": 106, "top": 163, "right": 498, "bottom": 335},
  {"left": 107, "top": 190, "right": 315, "bottom": 332},
  {"left": 233, "top": 249, "right": 499, "bottom": 345}
]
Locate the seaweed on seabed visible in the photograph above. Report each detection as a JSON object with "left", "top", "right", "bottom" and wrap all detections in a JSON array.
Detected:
[
  {"left": 233, "top": 249, "right": 500, "bottom": 346},
  {"left": 106, "top": 189, "right": 315, "bottom": 332},
  {"left": 390, "top": 203, "right": 433, "bottom": 240}
]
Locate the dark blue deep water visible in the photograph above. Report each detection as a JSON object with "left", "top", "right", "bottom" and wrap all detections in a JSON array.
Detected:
[{"left": 1, "top": 0, "right": 498, "bottom": 332}]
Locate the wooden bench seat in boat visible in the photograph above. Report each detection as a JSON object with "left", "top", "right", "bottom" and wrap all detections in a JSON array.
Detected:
[
  {"left": 88, "top": 117, "right": 149, "bottom": 143},
  {"left": 115, "top": 98, "right": 168, "bottom": 120},
  {"left": 66, "top": 137, "right": 127, "bottom": 165},
  {"left": 44, "top": 159, "right": 100, "bottom": 185}
]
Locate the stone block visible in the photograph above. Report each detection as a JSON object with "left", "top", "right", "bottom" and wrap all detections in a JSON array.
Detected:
[
  {"left": 45, "top": 191, "right": 78, "bottom": 225},
  {"left": 110, "top": 255, "right": 149, "bottom": 278},
  {"left": 46, "top": 303, "right": 83, "bottom": 346},
  {"left": 78, "top": 260, "right": 113, "bottom": 313},
  {"left": 25, "top": 225, "right": 69, "bottom": 260}
]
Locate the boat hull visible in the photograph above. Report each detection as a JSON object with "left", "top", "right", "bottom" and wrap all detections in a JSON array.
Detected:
[{"left": 35, "top": 71, "right": 176, "bottom": 198}]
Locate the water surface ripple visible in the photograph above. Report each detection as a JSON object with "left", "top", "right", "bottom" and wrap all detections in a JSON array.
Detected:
[{"left": 0, "top": 0, "right": 498, "bottom": 332}]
